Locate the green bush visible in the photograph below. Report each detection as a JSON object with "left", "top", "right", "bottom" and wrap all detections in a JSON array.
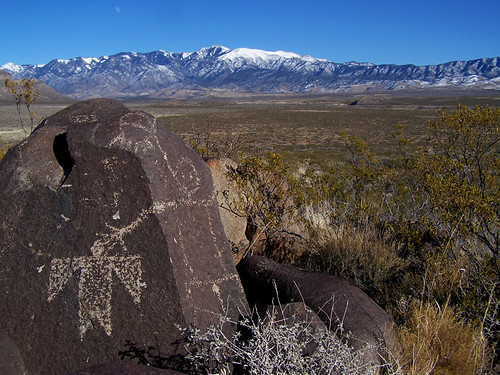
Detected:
[
  {"left": 226, "top": 153, "right": 303, "bottom": 250},
  {"left": 300, "top": 105, "right": 499, "bottom": 366}
]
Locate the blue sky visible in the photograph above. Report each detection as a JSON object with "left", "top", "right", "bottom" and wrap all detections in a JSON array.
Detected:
[{"left": 2, "top": 0, "right": 499, "bottom": 66}]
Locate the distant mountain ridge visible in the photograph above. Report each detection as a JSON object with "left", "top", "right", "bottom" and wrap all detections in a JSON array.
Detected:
[
  {"left": 2, "top": 46, "right": 499, "bottom": 99},
  {"left": 0, "top": 69, "right": 75, "bottom": 103}
]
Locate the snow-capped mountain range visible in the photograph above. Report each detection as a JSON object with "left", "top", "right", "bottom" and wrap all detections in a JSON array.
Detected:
[{"left": 2, "top": 46, "right": 499, "bottom": 99}]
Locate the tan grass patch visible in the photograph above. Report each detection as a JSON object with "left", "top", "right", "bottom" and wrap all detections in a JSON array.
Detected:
[{"left": 396, "top": 302, "right": 489, "bottom": 375}]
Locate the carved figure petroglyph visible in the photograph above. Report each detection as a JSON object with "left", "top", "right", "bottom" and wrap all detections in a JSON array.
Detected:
[
  {"left": 47, "top": 206, "right": 154, "bottom": 339},
  {"left": 46, "top": 194, "right": 214, "bottom": 339},
  {"left": 110, "top": 113, "right": 202, "bottom": 199},
  {"left": 48, "top": 254, "right": 145, "bottom": 339},
  {"left": 47, "top": 112, "right": 223, "bottom": 339}
]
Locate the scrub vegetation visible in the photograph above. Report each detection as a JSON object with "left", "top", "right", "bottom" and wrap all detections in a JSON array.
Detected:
[
  {"left": 157, "top": 96, "right": 499, "bottom": 374},
  {"left": 1, "top": 91, "right": 498, "bottom": 373}
]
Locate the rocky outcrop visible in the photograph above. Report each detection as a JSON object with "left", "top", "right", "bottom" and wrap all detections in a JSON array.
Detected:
[
  {"left": 0, "top": 99, "right": 246, "bottom": 374},
  {"left": 237, "top": 255, "right": 395, "bottom": 364},
  {"left": 205, "top": 157, "right": 249, "bottom": 261}
]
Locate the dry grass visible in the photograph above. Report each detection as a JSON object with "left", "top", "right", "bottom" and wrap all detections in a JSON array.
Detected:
[
  {"left": 155, "top": 102, "right": 436, "bottom": 164},
  {"left": 150, "top": 91, "right": 500, "bottom": 165},
  {"left": 2, "top": 91, "right": 498, "bottom": 162},
  {"left": 300, "top": 218, "right": 407, "bottom": 309},
  {"left": 0, "top": 103, "right": 71, "bottom": 146},
  {"left": 396, "top": 302, "right": 490, "bottom": 375}
]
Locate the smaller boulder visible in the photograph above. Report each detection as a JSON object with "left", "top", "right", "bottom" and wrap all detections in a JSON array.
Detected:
[
  {"left": 237, "top": 255, "right": 395, "bottom": 365},
  {"left": 205, "top": 158, "right": 249, "bottom": 260},
  {"left": 262, "top": 302, "right": 328, "bottom": 356}
]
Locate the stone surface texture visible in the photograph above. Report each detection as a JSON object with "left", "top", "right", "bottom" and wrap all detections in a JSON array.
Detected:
[
  {"left": 0, "top": 334, "right": 26, "bottom": 375},
  {"left": 71, "top": 362, "right": 189, "bottom": 375},
  {"left": 0, "top": 99, "right": 245, "bottom": 374},
  {"left": 204, "top": 157, "right": 249, "bottom": 260}
]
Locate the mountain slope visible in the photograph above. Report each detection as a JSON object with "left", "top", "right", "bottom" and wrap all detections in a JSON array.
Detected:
[
  {"left": 0, "top": 69, "right": 75, "bottom": 103},
  {"left": 2, "top": 46, "right": 499, "bottom": 99}
]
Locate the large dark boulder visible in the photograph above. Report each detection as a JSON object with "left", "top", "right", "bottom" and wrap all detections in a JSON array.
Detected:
[
  {"left": 0, "top": 99, "right": 246, "bottom": 374},
  {"left": 71, "top": 362, "right": 188, "bottom": 375},
  {"left": 0, "top": 334, "right": 26, "bottom": 375},
  {"left": 237, "top": 255, "right": 395, "bottom": 362}
]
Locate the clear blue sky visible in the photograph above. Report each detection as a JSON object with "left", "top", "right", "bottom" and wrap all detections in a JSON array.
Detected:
[{"left": 2, "top": 0, "right": 499, "bottom": 66}]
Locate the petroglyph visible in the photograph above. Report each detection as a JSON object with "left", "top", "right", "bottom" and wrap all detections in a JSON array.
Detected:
[
  {"left": 70, "top": 113, "right": 98, "bottom": 123},
  {"left": 47, "top": 205, "right": 155, "bottom": 339},
  {"left": 111, "top": 112, "right": 202, "bottom": 199},
  {"left": 169, "top": 156, "right": 202, "bottom": 197},
  {"left": 110, "top": 112, "right": 157, "bottom": 155},
  {"left": 48, "top": 254, "right": 145, "bottom": 339},
  {"left": 45, "top": 194, "right": 215, "bottom": 339},
  {"left": 47, "top": 107, "right": 226, "bottom": 339}
]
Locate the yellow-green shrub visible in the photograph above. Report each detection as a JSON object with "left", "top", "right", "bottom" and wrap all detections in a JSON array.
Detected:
[{"left": 226, "top": 152, "right": 302, "bottom": 241}]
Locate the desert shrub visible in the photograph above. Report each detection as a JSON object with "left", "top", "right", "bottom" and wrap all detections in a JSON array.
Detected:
[
  {"left": 413, "top": 105, "right": 500, "bottom": 258},
  {"left": 393, "top": 105, "right": 500, "bottom": 284},
  {"left": 396, "top": 301, "right": 489, "bottom": 375},
  {"left": 398, "top": 106, "right": 500, "bottom": 359},
  {"left": 181, "top": 304, "right": 397, "bottom": 375},
  {"left": 4, "top": 78, "right": 39, "bottom": 135},
  {"left": 189, "top": 122, "right": 245, "bottom": 159},
  {"left": 226, "top": 153, "right": 304, "bottom": 251},
  {"left": 301, "top": 221, "right": 408, "bottom": 310},
  {"left": 296, "top": 105, "right": 499, "bottom": 364}
]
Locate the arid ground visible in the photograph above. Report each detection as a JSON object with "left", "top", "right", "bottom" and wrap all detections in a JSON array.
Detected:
[{"left": 2, "top": 90, "right": 500, "bottom": 163}]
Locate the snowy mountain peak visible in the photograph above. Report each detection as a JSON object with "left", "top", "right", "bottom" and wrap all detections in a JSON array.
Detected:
[
  {"left": 220, "top": 47, "right": 304, "bottom": 62},
  {"left": 192, "top": 45, "right": 231, "bottom": 58},
  {"left": 1, "top": 62, "right": 23, "bottom": 74},
  {"left": 2, "top": 47, "right": 499, "bottom": 99}
]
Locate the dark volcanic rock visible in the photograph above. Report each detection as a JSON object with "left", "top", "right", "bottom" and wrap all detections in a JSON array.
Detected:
[
  {"left": 0, "top": 334, "right": 26, "bottom": 375},
  {"left": 237, "top": 255, "right": 394, "bottom": 360},
  {"left": 0, "top": 99, "right": 246, "bottom": 375},
  {"left": 71, "top": 362, "right": 188, "bottom": 375},
  {"left": 262, "top": 302, "right": 328, "bottom": 357}
]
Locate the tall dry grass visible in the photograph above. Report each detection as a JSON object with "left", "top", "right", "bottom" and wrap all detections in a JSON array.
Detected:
[{"left": 396, "top": 301, "right": 489, "bottom": 375}]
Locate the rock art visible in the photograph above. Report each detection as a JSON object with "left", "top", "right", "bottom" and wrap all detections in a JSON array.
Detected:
[
  {"left": 0, "top": 99, "right": 246, "bottom": 374},
  {"left": 237, "top": 255, "right": 395, "bottom": 365}
]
